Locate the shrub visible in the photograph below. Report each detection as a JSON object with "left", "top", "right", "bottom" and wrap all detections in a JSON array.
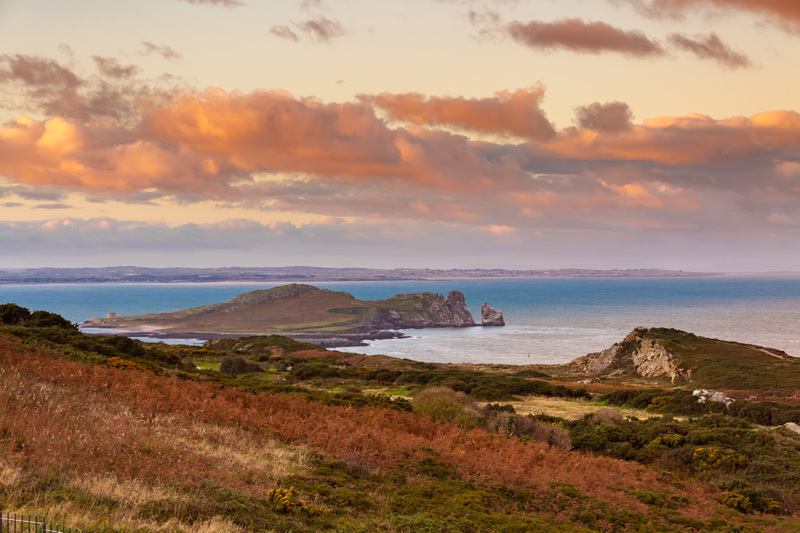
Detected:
[
  {"left": 290, "top": 362, "right": 341, "bottom": 380},
  {"left": 267, "top": 486, "right": 323, "bottom": 517},
  {"left": 587, "top": 408, "right": 623, "bottom": 426},
  {"left": 0, "top": 303, "right": 31, "bottom": 325},
  {"left": 106, "top": 356, "right": 151, "bottom": 373},
  {"left": 692, "top": 447, "right": 747, "bottom": 471},
  {"left": 219, "top": 356, "right": 264, "bottom": 375},
  {"left": 102, "top": 335, "right": 146, "bottom": 357},
  {"left": 26, "top": 310, "right": 77, "bottom": 330},
  {"left": 411, "top": 387, "right": 481, "bottom": 429},
  {"left": 722, "top": 493, "right": 751, "bottom": 513}
]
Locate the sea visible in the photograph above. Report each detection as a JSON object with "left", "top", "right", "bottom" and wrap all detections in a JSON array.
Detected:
[{"left": 1, "top": 274, "right": 799, "bottom": 365}]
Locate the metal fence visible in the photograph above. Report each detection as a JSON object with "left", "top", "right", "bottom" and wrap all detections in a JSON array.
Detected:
[{"left": 0, "top": 509, "right": 92, "bottom": 533}]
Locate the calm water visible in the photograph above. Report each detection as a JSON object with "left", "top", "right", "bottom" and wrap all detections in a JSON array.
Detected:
[{"left": 1, "top": 275, "right": 799, "bottom": 364}]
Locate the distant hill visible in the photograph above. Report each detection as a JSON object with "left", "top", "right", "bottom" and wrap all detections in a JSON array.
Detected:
[
  {"left": 569, "top": 327, "right": 800, "bottom": 391},
  {"left": 82, "top": 283, "right": 481, "bottom": 335},
  {"left": 0, "top": 265, "right": 714, "bottom": 284}
]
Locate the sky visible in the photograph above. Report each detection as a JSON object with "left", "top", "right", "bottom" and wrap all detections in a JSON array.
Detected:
[{"left": 1, "top": 0, "right": 800, "bottom": 271}]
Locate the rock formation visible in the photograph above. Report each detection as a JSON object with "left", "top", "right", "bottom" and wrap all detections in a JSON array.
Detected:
[
  {"left": 480, "top": 302, "right": 505, "bottom": 326},
  {"left": 570, "top": 327, "right": 692, "bottom": 383},
  {"left": 356, "top": 290, "right": 477, "bottom": 329}
]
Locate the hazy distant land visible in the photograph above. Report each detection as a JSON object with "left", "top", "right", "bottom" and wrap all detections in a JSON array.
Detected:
[{"left": 0, "top": 265, "right": 715, "bottom": 284}]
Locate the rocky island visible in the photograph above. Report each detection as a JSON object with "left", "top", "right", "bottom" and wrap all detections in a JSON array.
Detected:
[{"left": 81, "top": 283, "right": 504, "bottom": 347}]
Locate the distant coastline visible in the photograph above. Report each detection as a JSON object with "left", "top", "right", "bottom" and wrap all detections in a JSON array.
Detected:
[{"left": 0, "top": 266, "right": 719, "bottom": 284}]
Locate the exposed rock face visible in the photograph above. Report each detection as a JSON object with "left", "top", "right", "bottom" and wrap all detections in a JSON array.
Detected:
[
  {"left": 357, "top": 290, "right": 477, "bottom": 330},
  {"left": 570, "top": 327, "right": 692, "bottom": 383},
  {"left": 481, "top": 302, "right": 505, "bottom": 326}
]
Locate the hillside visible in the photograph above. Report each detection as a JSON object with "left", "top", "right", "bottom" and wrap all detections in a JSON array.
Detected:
[
  {"left": 81, "top": 283, "right": 484, "bottom": 337},
  {"left": 0, "top": 266, "right": 713, "bottom": 284},
  {"left": 5, "top": 321, "right": 800, "bottom": 531},
  {"left": 568, "top": 327, "right": 800, "bottom": 392},
  {"left": 6, "top": 306, "right": 800, "bottom": 530}
]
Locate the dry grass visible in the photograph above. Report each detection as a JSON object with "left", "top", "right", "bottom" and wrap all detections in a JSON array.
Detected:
[
  {"left": 506, "top": 396, "right": 659, "bottom": 421},
  {"left": 15, "top": 498, "right": 246, "bottom": 533}
]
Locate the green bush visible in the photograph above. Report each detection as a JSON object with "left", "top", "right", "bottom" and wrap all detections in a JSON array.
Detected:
[
  {"left": 0, "top": 303, "right": 31, "bottom": 325},
  {"left": 412, "top": 387, "right": 481, "bottom": 429},
  {"left": 290, "top": 362, "right": 342, "bottom": 380},
  {"left": 219, "top": 356, "right": 264, "bottom": 375}
]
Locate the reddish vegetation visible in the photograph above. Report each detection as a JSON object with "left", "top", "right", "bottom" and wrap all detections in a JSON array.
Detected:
[{"left": 0, "top": 337, "right": 732, "bottom": 526}]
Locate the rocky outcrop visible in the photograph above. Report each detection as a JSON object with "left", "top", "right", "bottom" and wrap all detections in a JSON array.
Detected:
[
  {"left": 353, "top": 290, "right": 477, "bottom": 330},
  {"left": 570, "top": 327, "right": 692, "bottom": 383},
  {"left": 693, "top": 389, "right": 733, "bottom": 407},
  {"left": 481, "top": 302, "right": 505, "bottom": 326}
]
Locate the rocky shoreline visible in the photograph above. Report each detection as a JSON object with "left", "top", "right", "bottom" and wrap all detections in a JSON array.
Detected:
[{"left": 81, "top": 325, "right": 409, "bottom": 348}]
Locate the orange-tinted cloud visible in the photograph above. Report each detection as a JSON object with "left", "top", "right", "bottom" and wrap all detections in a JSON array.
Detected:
[
  {"left": 360, "top": 87, "right": 556, "bottom": 140},
  {"left": 507, "top": 18, "right": 664, "bottom": 57},
  {"left": 548, "top": 110, "right": 800, "bottom": 165},
  {"left": 3, "top": 63, "right": 800, "bottom": 241},
  {"left": 668, "top": 33, "right": 751, "bottom": 68},
  {"left": 0, "top": 88, "right": 537, "bottom": 205},
  {"left": 625, "top": 0, "right": 800, "bottom": 32},
  {"left": 575, "top": 102, "right": 633, "bottom": 132}
]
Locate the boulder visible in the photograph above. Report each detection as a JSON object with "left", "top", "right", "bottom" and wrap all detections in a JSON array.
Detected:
[{"left": 481, "top": 302, "right": 505, "bottom": 326}]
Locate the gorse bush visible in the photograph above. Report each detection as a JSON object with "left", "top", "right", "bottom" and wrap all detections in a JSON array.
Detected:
[
  {"left": 267, "top": 486, "right": 323, "bottom": 517},
  {"left": 565, "top": 411, "right": 800, "bottom": 514},
  {"left": 411, "top": 387, "right": 481, "bottom": 429}
]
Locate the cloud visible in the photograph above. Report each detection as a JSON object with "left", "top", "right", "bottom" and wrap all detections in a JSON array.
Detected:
[
  {"left": 35, "top": 203, "right": 71, "bottom": 209},
  {"left": 360, "top": 86, "right": 556, "bottom": 140},
  {"left": 3, "top": 63, "right": 800, "bottom": 249},
  {"left": 2, "top": 214, "right": 797, "bottom": 271},
  {"left": 0, "top": 54, "right": 81, "bottom": 89},
  {"left": 0, "top": 54, "right": 179, "bottom": 124},
  {"left": 468, "top": 10, "right": 505, "bottom": 40},
  {"left": 507, "top": 18, "right": 664, "bottom": 57},
  {"left": 575, "top": 102, "right": 633, "bottom": 132},
  {"left": 141, "top": 42, "right": 182, "bottom": 61},
  {"left": 668, "top": 33, "right": 751, "bottom": 68},
  {"left": 549, "top": 110, "right": 800, "bottom": 166},
  {"left": 269, "top": 17, "right": 347, "bottom": 43},
  {"left": 623, "top": 0, "right": 800, "bottom": 33},
  {"left": 270, "top": 25, "right": 300, "bottom": 41},
  {"left": 299, "top": 17, "right": 347, "bottom": 42},
  {"left": 92, "top": 56, "right": 141, "bottom": 79}
]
